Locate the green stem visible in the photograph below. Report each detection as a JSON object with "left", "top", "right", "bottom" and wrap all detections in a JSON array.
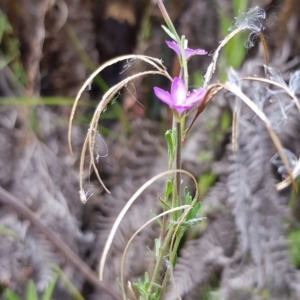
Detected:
[
  {"left": 175, "top": 121, "right": 182, "bottom": 207},
  {"left": 160, "top": 205, "right": 167, "bottom": 241},
  {"left": 147, "top": 228, "right": 174, "bottom": 299},
  {"left": 156, "top": 0, "right": 180, "bottom": 42},
  {"left": 170, "top": 230, "right": 183, "bottom": 265},
  {"left": 180, "top": 37, "right": 189, "bottom": 90},
  {"left": 159, "top": 269, "right": 170, "bottom": 299},
  {"left": 171, "top": 120, "right": 182, "bottom": 221}
]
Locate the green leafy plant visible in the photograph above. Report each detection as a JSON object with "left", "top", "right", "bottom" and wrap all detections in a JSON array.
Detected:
[
  {"left": 3, "top": 275, "right": 58, "bottom": 300},
  {"left": 2, "top": 265, "right": 85, "bottom": 300},
  {"left": 68, "top": 1, "right": 300, "bottom": 299},
  {"left": 0, "top": 10, "right": 26, "bottom": 87},
  {"left": 133, "top": 272, "right": 161, "bottom": 300},
  {"left": 288, "top": 229, "right": 300, "bottom": 268}
]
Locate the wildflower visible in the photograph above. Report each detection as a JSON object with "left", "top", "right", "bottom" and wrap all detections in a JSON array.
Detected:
[
  {"left": 166, "top": 41, "right": 207, "bottom": 60},
  {"left": 154, "top": 77, "right": 205, "bottom": 115}
]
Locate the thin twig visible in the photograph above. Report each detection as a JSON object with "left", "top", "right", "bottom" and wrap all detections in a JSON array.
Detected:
[{"left": 175, "top": 121, "right": 182, "bottom": 206}]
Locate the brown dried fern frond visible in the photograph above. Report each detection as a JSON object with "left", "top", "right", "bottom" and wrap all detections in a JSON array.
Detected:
[{"left": 0, "top": 107, "right": 98, "bottom": 297}]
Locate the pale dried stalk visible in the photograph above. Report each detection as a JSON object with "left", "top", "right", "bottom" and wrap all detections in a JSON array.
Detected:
[
  {"left": 232, "top": 111, "right": 238, "bottom": 151},
  {"left": 204, "top": 27, "right": 245, "bottom": 87},
  {"left": 78, "top": 70, "right": 171, "bottom": 199},
  {"left": 276, "top": 159, "right": 300, "bottom": 190},
  {"left": 68, "top": 54, "right": 169, "bottom": 156},
  {"left": 223, "top": 83, "right": 295, "bottom": 188},
  {"left": 99, "top": 169, "right": 198, "bottom": 281},
  {"left": 242, "top": 77, "right": 300, "bottom": 113}
]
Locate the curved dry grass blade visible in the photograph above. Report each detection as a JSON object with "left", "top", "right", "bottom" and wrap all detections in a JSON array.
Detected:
[
  {"left": 223, "top": 83, "right": 295, "bottom": 189},
  {"left": 204, "top": 27, "right": 245, "bottom": 88},
  {"left": 120, "top": 205, "right": 190, "bottom": 300},
  {"left": 242, "top": 77, "right": 300, "bottom": 113},
  {"left": 89, "top": 129, "right": 110, "bottom": 195},
  {"left": 168, "top": 208, "right": 191, "bottom": 300},
  {"left": 79, "top": 133, "right": 93, "bottom": 202},
  {"left": 183, "top": 85, "right": 223, "bottom": 140},
  {"left": 88, "top": 70, "right": 172, "bottom": 144},
  {"left": 127, "top": 281, "right": 138, "bottom": 300},
  {"left": 232, "top": 111, "right": 238, "bottom": 151},
  {"left": 68, "top": 54, "right": 168, "bottom": 156},
  {"left": 204, "top": 23, "right": 266, "bottom": 87},
  {"left": 276, "top": 159, "right": 300, "bottom": 190},
  {"left": 259, "top": 32, "right": 269, "bottom": 66},
  {"left": 99, "top": 169, "right": 198, "bottom": 281},
  {"left": 78, "top": 70, "right": 171, "bottom": 196}
]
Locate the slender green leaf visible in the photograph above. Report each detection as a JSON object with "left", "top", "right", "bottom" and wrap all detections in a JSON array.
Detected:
[
  {"left": 41, "top": 273, "right": 59, "bottom": 300},
  {"left": 165, "top": 180, "right": 173, "bottom": 198},
  {"left": 0, "top": 225, "right": 16, "bottom": 238},
  {"left": 26, "top": 280, "right": 38, "bottom": 300},
  {"left": 288, "top": 229, "right": 300, "bottom": 268},
  {"left": 219, "top": 12, "right": 231, "bottom": 35},
  {"left": 220, "top": 111, "right": 231, "bottom": 132},
  {"left": 52, "top": 266, "right": 84, "bottom": 300},
  {"left": 165, "top": 129, "right": 175, "bottom": 162},
  {"left": 233, "top": 0, "right": 248, "bottom": 17},
  {"left": 158, "top": 197, "right": 171, "bottom": 210},
  {"left": 151, "top": 209, "right": 163, "bottom": 227},
  {"left": 161, "top": 25, "right": 176, "bottom": 40},
  {"left": 183, "top": 187, "right": 192, "bottom": 205},
  {"left": 154, "top": 238, "right": 161, "bottom": 258},
  {"left": 198, "top": 173, "right": 217, "bottom": 195},
  {"left": 4, "top": 290, "right": 21, "bottom": 300},
  {"left": 172, "top": 252, "right": 177, "bottom": 267},
  {"left": 185, "top": 202, "right": 201, "bottom": 221}
]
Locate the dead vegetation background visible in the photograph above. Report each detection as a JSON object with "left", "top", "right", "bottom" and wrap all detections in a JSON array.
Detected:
[{"left": 0, "top": 0, "right": 300, "bottom": 299}]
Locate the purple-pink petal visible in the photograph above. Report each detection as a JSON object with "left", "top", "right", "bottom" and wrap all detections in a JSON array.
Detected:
[
  {"left": 171, "top": 77, "right": 186, "bottom": 106},
  {"left": 154, "top": 76, "right": 206, "bottom": 116},
  {"left": 186, "top": 88, "right": 206, "bottom": 105},
  {"left": 153, "top": 87, "right": 173, "bottom": 106},
  {"left": 166, "top": 40, "right": 207, "bottom": 60},
  {"left": 185, "top": 48, "right": 208, "bottom": 59},
  {"left": 166, "top": 41, "right": 181, "bottom": 57}
]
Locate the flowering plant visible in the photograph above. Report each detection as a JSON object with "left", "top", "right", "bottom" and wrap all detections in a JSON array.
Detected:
[
  {"left": 154, "top": 77, "right": 205, "bottom": 116},
  {"left": 68, "top": 1, "right": 300, "bottom": 299},
  {"left": 165, "top": 40, "right": 207, "bottom": 60}
]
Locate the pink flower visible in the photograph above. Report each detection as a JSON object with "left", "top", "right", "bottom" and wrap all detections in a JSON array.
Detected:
[
  {"left": 154, "top": 77, "right": 205, "bottom": 115},
  {"left": 166, "top": 41, "right": 207, "bottom": 60}
]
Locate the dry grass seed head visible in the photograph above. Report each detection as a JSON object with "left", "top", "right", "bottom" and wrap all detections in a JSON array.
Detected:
[{"left": 204, "top": 6, "right": 267, "bottom": 87}]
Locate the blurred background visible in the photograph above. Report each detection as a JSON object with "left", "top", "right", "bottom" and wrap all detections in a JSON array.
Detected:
[{"left": 1, "top": 0, "right": 300, "bottom": 299}]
